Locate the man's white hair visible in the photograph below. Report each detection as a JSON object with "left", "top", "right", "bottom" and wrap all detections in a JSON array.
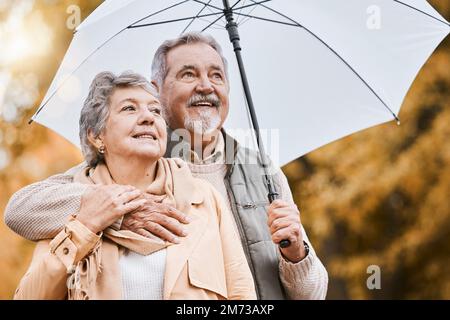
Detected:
[{"left": 151, "top": 31, "right": 229, "bottom": 88}]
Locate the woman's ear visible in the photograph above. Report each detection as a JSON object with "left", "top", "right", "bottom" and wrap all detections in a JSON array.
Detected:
[{"left": 87, "top": 130, "right": 103, "bottom": 150}]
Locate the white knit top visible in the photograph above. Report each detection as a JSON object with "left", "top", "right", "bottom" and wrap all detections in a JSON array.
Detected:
[{"left": 119, "top": 248, "right": 166, "bottom": 300}]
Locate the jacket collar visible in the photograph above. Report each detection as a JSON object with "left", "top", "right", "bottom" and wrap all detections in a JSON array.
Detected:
[{"left": 163, "top": 203, "right": 209, "bottom": 299}]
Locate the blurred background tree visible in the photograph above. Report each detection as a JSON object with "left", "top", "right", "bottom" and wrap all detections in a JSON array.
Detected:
[{"left": 0, "top": 0, "right": 449, "bottom": 299}]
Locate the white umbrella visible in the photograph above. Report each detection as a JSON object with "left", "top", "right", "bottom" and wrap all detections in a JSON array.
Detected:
[{"left": 31, "top": 0, "right": 449, "bottom": 168}]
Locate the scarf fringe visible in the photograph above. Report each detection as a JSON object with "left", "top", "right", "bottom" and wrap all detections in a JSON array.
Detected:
[{"left": 67, "top": 240, "right": 103, "bottom": 300}]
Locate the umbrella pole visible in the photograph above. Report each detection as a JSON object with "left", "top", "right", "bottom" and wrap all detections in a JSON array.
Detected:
[{"left": 222, "top": 0, "right": 290, "bottom": 248}]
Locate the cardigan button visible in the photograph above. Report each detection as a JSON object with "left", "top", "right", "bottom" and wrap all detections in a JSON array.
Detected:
[
  {"left": 243, "top": 202, "right": 256, "bottom": 209},
  {"left": 63, "top": 247, "right": 69, "bottom": 255}
]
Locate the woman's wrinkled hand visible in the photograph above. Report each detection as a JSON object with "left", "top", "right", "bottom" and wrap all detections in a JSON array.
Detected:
[{"left": 76, "top": 185, "right": 146, "bottom": 234}]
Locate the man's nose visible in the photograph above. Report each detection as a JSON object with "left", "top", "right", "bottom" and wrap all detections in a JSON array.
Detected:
[{"left": 195, "top": 76, "right": 214, "bottom": 94}]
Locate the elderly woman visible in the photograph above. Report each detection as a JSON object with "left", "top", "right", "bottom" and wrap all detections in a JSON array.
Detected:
[{"left": 14, "top": 71, "right": 256, "bottom": 300}]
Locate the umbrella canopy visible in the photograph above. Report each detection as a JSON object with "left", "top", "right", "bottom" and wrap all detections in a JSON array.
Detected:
[{"left": 31, "top": 0, "right": 449, "bottom": 166}]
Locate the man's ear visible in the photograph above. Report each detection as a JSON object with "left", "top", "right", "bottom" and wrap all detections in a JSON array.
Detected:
[
  {"left": 151, "top": 80, "right": 160, "bottom": 93},
  {"left": 87, "top": 130, "right": 103, "bottom": 149}
]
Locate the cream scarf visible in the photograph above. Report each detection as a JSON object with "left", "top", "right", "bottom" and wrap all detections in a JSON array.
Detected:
[{"left": 69, "top": 158, "right": 191, "bottom": 299}]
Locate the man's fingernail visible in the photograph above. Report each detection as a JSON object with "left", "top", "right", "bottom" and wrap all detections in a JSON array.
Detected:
[
  {"left": 172, "top": 237, "right": 180, "bottom": 244},
  {"left": 184, "top": 216, "right": 192, "bottom": 223},
  {"left": 181, "top": 229, "right": 188, "bottom": 236}
]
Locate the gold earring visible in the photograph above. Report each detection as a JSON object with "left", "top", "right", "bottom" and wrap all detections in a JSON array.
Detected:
[{"left": 99, "top": 145, "right": 105, "bottom": 154}]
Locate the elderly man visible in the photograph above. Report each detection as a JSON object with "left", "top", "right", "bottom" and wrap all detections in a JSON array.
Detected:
[{"left": 5, "top": 32, "right": 327, "bottom": 300}]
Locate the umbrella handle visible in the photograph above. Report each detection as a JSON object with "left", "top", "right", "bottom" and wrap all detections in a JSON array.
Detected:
[{"left": 268, "top": 191, "right": 291, "bottom": 248}]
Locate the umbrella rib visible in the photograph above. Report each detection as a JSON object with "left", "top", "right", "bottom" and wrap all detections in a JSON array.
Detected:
[
  {"left": 231, "top": 0, "right": 242, "bottom": 9},
  {"left": 233, "top": 0, "right": 272, "bottom": 26},
  {"left": 393, "top": 0, "right": 450, "bottom": 27},
  {"left": 130, "top": 0, "right": 191, "bottom": 27},
  {"left": 192, "top": 0, "right": 273, "bottom": 16},
  {"left": 194, "top": 0, "right": 270, "bottom": 27},
  {"left": 129, "top": 12, "right": 224, "bottom": 28},
  {"left": 201, "top": 14, "right": 226, "bottom": 32},
  {"left": 238, "top": 5, "right": 255, "bottom": 26},
  {"left": 232, "top": 0, "right": 271, "bottom": 11},
  {"left": 233, "top": 12, "right": 298, "bottom": 27},
  {"left": 233, "top": 0, "right": 244, "bottom": 24},
  {"left": 181, "top": 0, "right": 214, "bottom": 34},
  {"left": 199, "top": 1, "right": 227, "bottom": 28},
  {"left": 194, "top": 0, "right": 272, "bottom": 11},
  {"left": 31, "top": 0, "right": 194, "bottom": 122},
  {"left": 192, "top": 0, "right": 222, "bottom": 12},
  {"left": 247, "top": 0, "right": 400, "bottom": 122}
]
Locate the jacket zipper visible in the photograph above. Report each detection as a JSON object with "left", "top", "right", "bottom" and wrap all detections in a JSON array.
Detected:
[{"left": 224, "top": 178, "right": 260, "bottom": 299}]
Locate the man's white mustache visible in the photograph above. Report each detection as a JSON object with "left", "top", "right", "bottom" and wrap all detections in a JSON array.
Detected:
[{"left": 187, "top": 94, "right": 221, "bottom": 108}]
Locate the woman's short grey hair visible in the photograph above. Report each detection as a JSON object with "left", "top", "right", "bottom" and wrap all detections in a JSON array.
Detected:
[
  {"left": 79, "top": 71, "right": 158, "bottom": 167},
  {"left": 151, "top": 32, "right": 229, "bottom": 87}
]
